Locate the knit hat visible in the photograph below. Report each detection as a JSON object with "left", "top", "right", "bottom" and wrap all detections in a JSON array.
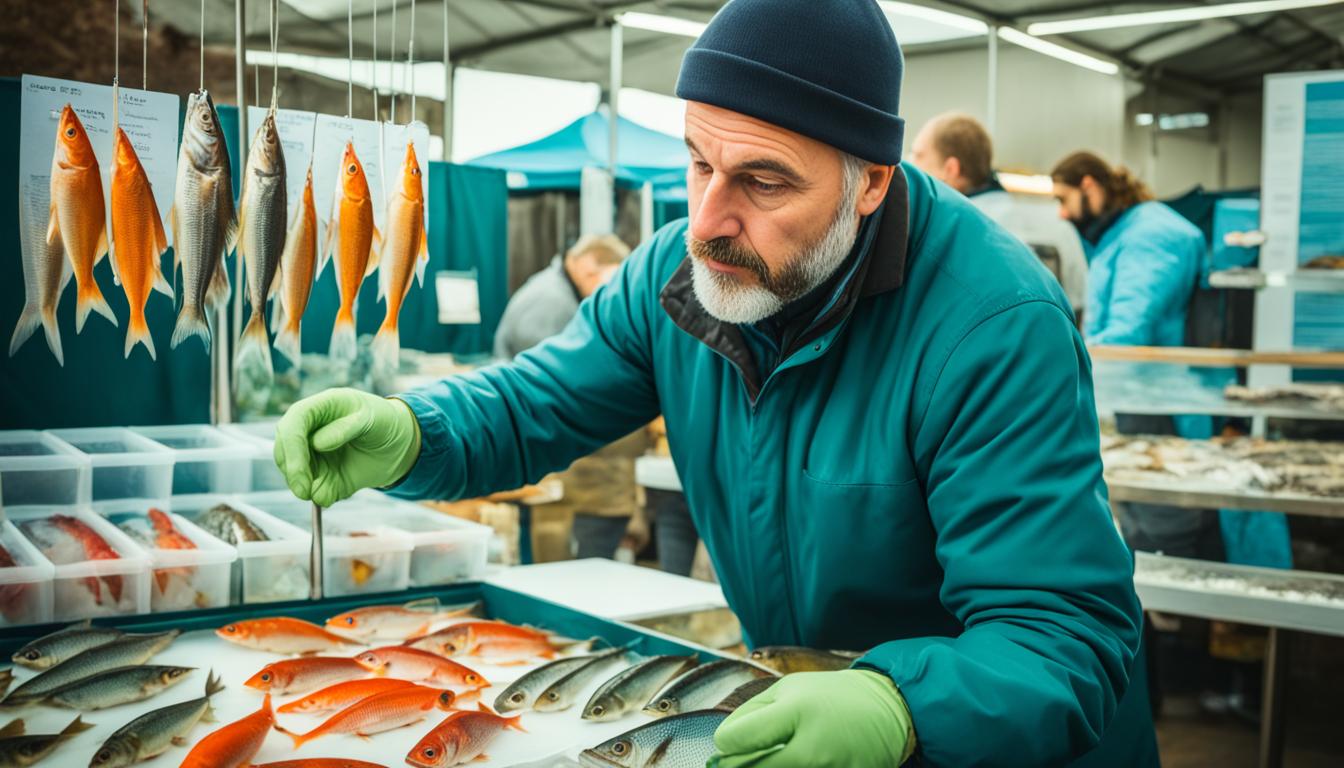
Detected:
[{"left": 675, "top": 0, "right": 905, "bottom": 165}]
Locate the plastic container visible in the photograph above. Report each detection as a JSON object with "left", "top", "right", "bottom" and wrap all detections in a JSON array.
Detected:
[
  {"left": 0, "top": 520, "right": 56, "bottom": 627},
  {"left": 349, "top": 491, "right": 490, "bottom": 586},
  {"left": 168, "top": 494, "right": 311, "bottom": 605},
  {"left": 9, "top": 506, "right": 151, "bottom": 621},
  {"left": 217, "top": 421, "right": 287, "bottom": 492},
  {"left": 99, "top": 500, "right": 238, "bottom": 613},
  {"left": 132, "top": 425, "right": 254, "bottom": 495},
  {"left": 243, "top": 491, "right": 413, "bottom": 597},
  {"left": 0, "top": 431, "right": 91, "bottom": 507},
  {"left": 47, "top": 428, "right": 174, "bottom": 508}
]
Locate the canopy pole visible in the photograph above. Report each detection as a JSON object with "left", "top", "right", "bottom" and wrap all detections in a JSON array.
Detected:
[
  {"left": 986, "top": 25, "right": 998, "bottom": 136},
  {"left": 608, "top": 20, "right": 622, "bottom": 231},
  {"left": 221, "top": 0, "right": 248, "bottom": 425},
  {"left": 442, "top": 0, "right": 452, "bottom": 161}
]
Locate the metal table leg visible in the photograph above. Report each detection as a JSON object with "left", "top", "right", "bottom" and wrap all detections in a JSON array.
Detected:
[{"left": 1258, "top": 627, "right": 1288, "bottom": 768}]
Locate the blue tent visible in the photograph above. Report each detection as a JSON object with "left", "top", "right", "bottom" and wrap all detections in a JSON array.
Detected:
[{"left": 467, "top": 111, "right": 688, "bottom": 199}]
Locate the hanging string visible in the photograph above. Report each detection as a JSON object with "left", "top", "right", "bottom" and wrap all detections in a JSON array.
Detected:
[
  {"left": 390, "top": 0, "right": 398, "bottom": 122},
  {"left": 347, "top": 0, "right": 353, "bottom": 118},
  {"left": 372, "top": 0, "right": 379, "bottom": 121},
  {"left": 269, "top": 0, "right": 278, "bottom": 110},
  {"left": 254, "top": 63, "right": 260, "bottom": 108},
  {"left": 141, "top": 0, "right": 149, "bottom": 91},
  {"left": 113, "top": 0, "right": 120, "bottom": 127},
  {"left": 408, "top": 0, "right": 416, "bottom": 122},
  {"left": 199, "top": 0, "right": 205, "bottom": 91}
]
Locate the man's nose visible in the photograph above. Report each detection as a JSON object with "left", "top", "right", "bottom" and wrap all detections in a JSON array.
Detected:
[{"left": 690, "top": 175, "right": 743, "bottom": 243}]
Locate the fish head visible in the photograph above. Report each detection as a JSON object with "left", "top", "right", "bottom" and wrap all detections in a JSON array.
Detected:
[
  {"left": 582, "top": 715, "right": 714, "bottom": 768},
  {"left": 250, "top": 111, "right": 284, "bottom": 174},
  {"left": 643, "top": 693, "right": 678, "bottom": 716},
  {"left": 88, "top": 734, "right": 138, "bottom": 768},
  {"left": 303, "top": 164, "right": 315, "bottom": 205},
  {"left": 159, "top": 667, "right": 194, "bottom": 685},
  {"left": 56, "top": 105, "right": 97, "bottom": 166},
  {"left": 583, "top": 695, "right": 617, "bottom": 721},
  {"left": 399, "top": 142, "right": 424, "bottom": 200},
  {"left": 406, "top": 729, "right": 453, "bottom": 768},
  {"left": 324, "top": 611, "right": 372, "bottom": 638},
  {"left": 461, "top": 669, "right": 488, "bottom": 689},
  {"left": 432, "top": 625, "right": 469, "bottom": 655},
  {"left": 353, "top": 650, "right": 389, "bottom": 671},
  {"left": 182, "top": 90, "right": 227, "bottom": 168},
  {"left": 112, "top": 128, "right": 140, "bottom": 171},
  {"left": 12, "top": 645, "right": 50, "bottom": 668},
  {"left": 244, "top": 663, "right": 285, "bottom": 691},
  {"left": 579, "top": 734, "right": 645, "bottom": 768},
  {"left": 340, "top": 142, "right": 370, "bottom": 203},
  {"left": 494, "top": 686, "right": 530, "bottom": 713},
  {"left": 215, "top": 622, "right": 251, "bottom": 643}
]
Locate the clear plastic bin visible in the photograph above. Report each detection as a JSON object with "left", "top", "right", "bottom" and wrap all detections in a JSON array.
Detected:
[
  {"left": 242, "top": 491, "right": 413, "bottom": 597},
  {"left": 169, "top": 494, "right": 311, "bottom": 604},
  {"left": 132, "top": 425, "right": 254, "bottom": 495},
  {"left": 99, "top": 500, "right": 238, "bottom": 613},
  {"left": 0, "top": 431, "right": 91, "bottom": 507},
  {"left": 350, "top": 491, "right": 490, "bottom": 586},
  {"left": 47, "top": 428, "right": 174, "bottom": 508},
  {"left": 217, "top": 421, "right": 287, "bottom": 492},
  {"left": 0, "top": 520, "right": 55, "bottom": 627},
  {"left": 9, "top": 506, "right": 151, "bottom": 620}
]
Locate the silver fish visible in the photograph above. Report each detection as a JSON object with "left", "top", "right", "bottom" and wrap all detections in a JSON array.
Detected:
[
  {"left": 195, "top": 504, "right": 269, "bottom": 545},
  {"left": 169, "top": 89, "right": 236, "bottom": 352},
  {"left": 583, "top": 656, "right": 698, "bottom": 722},
  {"left": 533, "top": 648, "right": 630, "bottom": 712},
  {"left": 8, "top": 191, "right": 68, "bottom": 365},
  {"left": 234, "top": 109, "right": 287, "bottom": 381},
  {"left": 0, "top": 716, "right": 93, "bottom": 768},
  {"left": 746, "top": 646, "right": 859, "bottom": 675},
  {"left": 11, "top": 621, "right": 123, "bottom": 670},
  {"left": 89, "top": 670, "right": 221, "bottom": 768},
  {"left": 44, "top": 665, "right": 193, "bottom": 710},
  {"left": 642, "top": 660, "right": 774, "bottom": 718},
  {"left": 2, "top": 631, "right": 179, "bottom": 706},
  {"left": 494, "top": 650, "right": 618, "bottom": 714},
  {"left": 579, "top": 710, "right": 728, "bottom": 768}
]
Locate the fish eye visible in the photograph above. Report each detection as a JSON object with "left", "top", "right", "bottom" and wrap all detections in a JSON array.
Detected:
[
  {"left": 412, "top": 167, "right": 420, "bottom": 176},
  {"left": 444, "top": 643, "right": 458, "bottom": 653},
  {"left": 64, "top": 127, "right": 75, "bottom": 138},
  {"left": 467, "top": 674, "right": 479, "bottom": 684},
  {"left": 509, "top": 692, "right": 524, "bottom": 703},
  {"left": 547, "top": 692, "right": 559, "bottom": 701},
  {"left": 345, "top": 617, "right": 355, "bottom": 625},
  {"left": 438, "top": 693, "right": 452, "bottom": 705},
  {"left": 223, "top": 625, "right": 236, "bottom": 633},
  {"left": 422, "top": 748, "right": 436, "bottom": 758},
  {"left": 23, "top": 650, "right": 39, "bottom": 660},
  {"left": 260, "top": 672, "right": 271, "bottom": 682},
  {"left": 657, "top": 700, "right": 671, "bottom": 711},
  {"left": 591, "top": 705, "right": 604, "bottom": 717},
  {"left": 612, "top": 740, "right": 630, "bottom": 756},
  {"left": 97, "top": 751, "right": 111, "bottom": 762},
  {"left": 347, "top": 163, "right": 357, "bottom": 174}
]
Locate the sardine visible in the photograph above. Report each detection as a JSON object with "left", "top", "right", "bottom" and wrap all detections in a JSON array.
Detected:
[
  {"left": 746, "top": 646, "right": 860, "bottom": 675},
  {"left": 0, "top": 716, "right": 93, "bottom": 768},
  {"left": 493, "top": 652, "right": 612, "bottom": 714},
  {"left": 320, "top": 142, "right": 379, "bottom": 360},
  {"left": 582, "top": 655, "right": 698, "bottom": 722},
  {"left": 43, "top": 664, "right": 193, "bottom": 710},
  {"left": 11, "top": 620, "right": 123, "bottom": 670},
  {"left": 88, "top": 670, "right": 223, "bottom": 767},
  {"left": 169, "top": 89, "right": 236, "bottom": 352},
  {"left": 642, "top": 660, "right": 774, "bottom": 718},
  {"left": 179, "top": 694, "right": 272, "bottom": 768},
  {"left": 372, "top": 141, "right": 428, "bottom": 371},
  {"left": 533, "top": 648, "right": 631, "bottom": 712},
  {"left": 10, "top": 178, "right": 68, "bottom": 364},
  {"left": 274, "top": 165, "right": 317, "bottom": 368},
  {"left": 109, "top": 126, "right": 172, "bottom": 360},
  {"left": 580, "top": 710, "right": 727, "bottom": 768},
  {"left": 48, "top": 105, "right": 114, "bottom": 334},
  {"left": 235, "top": 109, "right": 287, "bottom": 380},
  {"left": 196, "top": 504, "right": 269, "bottom": 545},
  {"left": 2, "top": 631, "right": 179, "bottom": 706},
  {"left": 405, "top": 705, "right": 525, "bottom": 767}
]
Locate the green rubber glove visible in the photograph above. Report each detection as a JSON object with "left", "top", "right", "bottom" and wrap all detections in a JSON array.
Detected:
[
  {"left": 273, "top": 388, "right": 422, "bottom": 508},
  {"left": 711, "top": 670, "right": 916, "bottom": 768}
]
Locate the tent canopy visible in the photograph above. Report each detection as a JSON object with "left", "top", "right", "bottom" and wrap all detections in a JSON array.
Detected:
[{"left": 467, "top": 110, "right": 688, "bottom": 195}]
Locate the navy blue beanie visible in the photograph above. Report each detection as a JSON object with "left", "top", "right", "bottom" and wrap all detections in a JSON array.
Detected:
[{"left": 675, "top": 0, "right": 905, "bottom": 165}]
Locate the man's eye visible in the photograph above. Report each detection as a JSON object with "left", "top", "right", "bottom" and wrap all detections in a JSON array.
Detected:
[
  {"left": 749, "top": 178, "right": 785, "bottom": 194},
  {"left": 693, "top": 161, "right": 712, "bottom": 175}
]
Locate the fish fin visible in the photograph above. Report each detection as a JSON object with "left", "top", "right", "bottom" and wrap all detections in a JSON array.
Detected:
[
  {"left": 364, "top": 227, "right": 382, "bottom": 277},
  {"left": 8, "top": 301, "right": 63, "bottom": 366},
  {"left": 267, "top": 266, "right": 282, "bottom": 301},
  {"left": 171, "top": 303, "right": 211, "bottom": 352},
  {"left": 329, "top": 315, "right": 357, "bottom": 361},
  {"left": 404, "top": 597, "right": 441, "bottom": 612},
  {"left": 60, "top": 716, "right": 94, "bottom": 738},
  {"left": 206, "top": 260, "right": 231, "bottom": 314},
  {"left": 471, "top": 755, "right": 489, "bottom": 762},
  {"left": 319, "top": 190, "right": 340, "bottom": 277},
  {"left": 45, "top": 202, "right": 59, "bottom": 246},
  {"left": 95, "top": 225, "right": 109, "bottom": 267},
  {"left": 0, "top": 719, "right": 24, "bottom": 738},
  {"left": 234, "top": 309, "right": 274, "bottom": 383},
  {"left": 75, "top": 278, "right": 118, "bottom": 334},
  {"left": 124, "top": 312, "right": 157, "bottom": 361},
  {"left": 224, "top": 209, "right": 239, "bottom": 257},
  {"left": 416, "top": 210, "right": 429, "bottom": 287},
  {"left": 151, "top": 204, "right": 169, "bottom": 257},
  {"left": 506, "top": 713, "right": 526, "bottom": 733},
  {"left": 169, "top": 204, "right": 179, "bottom": 271},
  {"left": 171, "top": 735, "right": 188, "bottom": 746},
  {"left": 105, "top": 228, "right": 122, "bottom": 287},
  {"left": 270, "top": 297, "right": 284, "bottom": 334},
  {"left": 204, "top": 669, "right": 225, "bottom": 699},
  {"left": 371, "top": 324, "right": 400, "bottom": 371},
  {"left": 274, "top": 322, "right": 302, "bottom": 369},
  {"left": 152, "top": 259, "right": 174, "bottom": 300},
  {"left": 272, "top": 721, "right": 308, "bottom": 750}
]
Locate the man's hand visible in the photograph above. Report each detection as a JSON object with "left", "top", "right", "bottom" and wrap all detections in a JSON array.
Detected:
[
  {"left": 274, "top": 388, "right": 421, "bottom": 507},
  {"left": 712, "top": 670, "right": 915, "bottom": 768}
]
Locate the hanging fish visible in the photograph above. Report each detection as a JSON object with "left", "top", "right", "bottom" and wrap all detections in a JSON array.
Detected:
[
  {"left": 170, "top": 89, "right": 236, "bottom": 352},
  {"left": 49, "top": 104, "right": 115, "bottom": 335},
  {"left": 319, "top": 142, "right": 379, "bottom": 361},
  {"left": 274, "top": 165, "right": 317, "bottom": 368},
  {"left": 372, "top": 141, "right": 428, "bottom": 371},
  {"left": 109, "top": 126, "right": 172, "bottom": 360},
  {"left": 234, "top": 109, "right": 287, "bottom": 379},
  {"left": 10, "top": 183, "right": 68, "bottom": 365}
]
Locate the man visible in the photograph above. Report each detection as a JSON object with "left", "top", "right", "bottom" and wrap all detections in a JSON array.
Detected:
[
  {"left": 911, "top": 112, "right": 1089, "bottom": 319},
  {"left": 493, "top": 233, "right": 629, "bottom": 359},
  {"left": 276, "top": 2, "right": 1154, "bottom": 765}
]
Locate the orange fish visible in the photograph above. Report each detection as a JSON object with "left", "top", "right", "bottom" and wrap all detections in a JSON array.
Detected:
[
  {"left": 216, "top": 617, "right": 361, "bottom": 654},
  {"left": 274, "top": 165, "right": 318, "bottom": 369},
  {"left": 353, "top": 647, "right": 487, "bottom": 689},
  {"left": 276, "top": 677, "right": 418, "bottom": 715},
  {"left": 319, "top": 142, "right": 379, "bottom": 361},
  {"left": 324, "top": 598, "right": 479, "bottom": 641},
  {"left": 276, "top": 685, "right": 456, "bottom": 749},
  {"left": 50, "top": 514, "right": 121, "bottom": 605},
  {"left": 49, "top": 104, "right": 115, "bottom": 333},
  {"left": 253, "top": 761, "right": 388, "bottom": 768},
  {"left": 371, "top": 141, "right": 428, "bottom": 370},
  {"left": 405, "top": 704, "right": 525, "bottom": 768},
  {"left": 244, "top": 656, "right": 371, "bottom": 695},
  {"left": 407, "top": 621, "right": 560, "bottom": 661},
  {"left": 180, "top": 693, "right": 273, "bottom": 768},
  {"left": 109, "top": 126, "right": 172, "bottom": 360},
  {"left": 0, "top": 544, "right": 26, "bottom": 620},
  {"left": 146, "top": 507, "right": 195, "bottom": 593}
]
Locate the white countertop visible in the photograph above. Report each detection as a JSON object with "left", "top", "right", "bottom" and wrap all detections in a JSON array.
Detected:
[
  {"left": 635, "top": 455, "right": 683, "bottom": 492},
  {"left": 486, "top": 558, "right": 726, "bottom": 621}
]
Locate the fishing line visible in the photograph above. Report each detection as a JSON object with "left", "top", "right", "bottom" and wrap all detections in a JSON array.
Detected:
[
  {"left": 199, "top": 0, "right": 204, "bottom": 92},
  {"left": 390, "top": 0, "right": 397, "bottom": 122},
  {"left": 142, "top": 0, "right": 148, "bottom": 91},
  {"left": 269, "top": 0, "right": 278, "bottom": 110},
  {"left": 372, "top": 0, "right": 378, "bottom": 121},
  {"left": 347, "top": 0, "right": 353, "bottom": 119},
  {"left": 113, "top": 0, "right": 120, "bottom": 127},
  {"left": 408, "top": 0, "right": 416, "bottom": 121}
]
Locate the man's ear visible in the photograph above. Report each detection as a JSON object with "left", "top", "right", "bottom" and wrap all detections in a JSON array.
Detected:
[{"left": 856, "top": 164, "right": 896, "bottom": 216}]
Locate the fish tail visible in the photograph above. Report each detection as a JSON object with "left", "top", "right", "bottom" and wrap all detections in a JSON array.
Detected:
[
  {"left": 171, "top": 302, "right": 212, "bottom": 352},
  {"left": 8, "top": 301, "right": 64, "bottom": 366},
  {"left": 274, "top": 320, "right": 302, "bottom": 369},
  {"left": 371, "top": 322, "right": 400, "bottom": 371},
  {"left": 329, "top": 313, "right": 356, "bottom": 361},
  {"left": 75, "top": 280, "right": 117, "bottom": 333},
  {"left": 123, "top": 311, "right": 156, "bottom": 361},
  {"left": 272, "top": 721, "right": 309, "bottom": 749},
  {"left": 204, "top": 669, "right": 225, "bottom": 699},
  {"left": 506, "top": 713, "right": 526, "bottom": 733},
  {"left": 234, "top": 309, "right": 274, "bottom": 380},
  {"left": 58, "top": 716, "right": 94, "bottom": 740}
]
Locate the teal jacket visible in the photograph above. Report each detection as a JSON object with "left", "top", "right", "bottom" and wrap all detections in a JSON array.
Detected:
[{"left": 393, "top": 165, "right": 1153, "bottom": 767}]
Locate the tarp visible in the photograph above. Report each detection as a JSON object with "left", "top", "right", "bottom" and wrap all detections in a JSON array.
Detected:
[{"left": 467, "top": 111, "right": 688, "bottom": 198}]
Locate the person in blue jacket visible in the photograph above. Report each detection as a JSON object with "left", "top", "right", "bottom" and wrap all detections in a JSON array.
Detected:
[{"left": 275, "top": 1, "right": 1156, "bottom": 765}]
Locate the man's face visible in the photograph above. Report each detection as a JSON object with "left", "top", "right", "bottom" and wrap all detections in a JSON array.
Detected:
[
  {"left": 683, "top": 102, "right": 867, "bottom": 324},
  {"left": 1053, "top": 182, "right": 1089, "bottom": 224},
  {"left": 909, "top": 123, "right": 953, "bottom": 186},
  {"left": 569, "top": 254, "right": 620, "bottom": 299}
]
